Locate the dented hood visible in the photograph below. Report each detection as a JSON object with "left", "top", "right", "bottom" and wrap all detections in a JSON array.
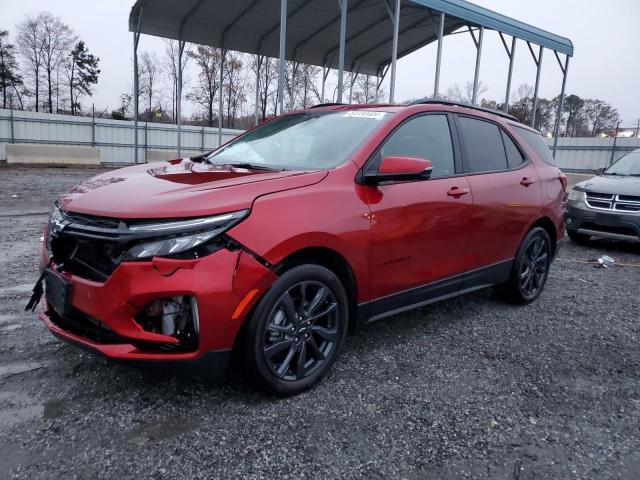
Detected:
[{"left": 59, "top": 160, "right": 328, "bottom": 219}]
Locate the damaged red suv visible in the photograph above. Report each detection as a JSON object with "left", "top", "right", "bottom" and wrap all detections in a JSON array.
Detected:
[{"left": 31, "top": 101, "right": 566, "bottom": 395}]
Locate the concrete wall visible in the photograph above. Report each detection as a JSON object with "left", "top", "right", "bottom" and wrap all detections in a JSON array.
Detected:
[
  {"left": 546, "top": 137, "right": 640, "bottom": 172},
  {"left": 6, "top": 144, "right": 100, "bottom": 166},
  {"left": 0, "top": 108, "right": 243, "bottom": 165}
]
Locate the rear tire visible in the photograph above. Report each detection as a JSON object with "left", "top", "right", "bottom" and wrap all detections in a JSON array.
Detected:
[
  {"left": 243, "top": 264, "right": 348, "bottom": 396},
  {"left": 499, "top": 227, "right": 552, "bottom": 305},
  {"left": 567, "top": 229, "right": 590, "bottom": 244}
]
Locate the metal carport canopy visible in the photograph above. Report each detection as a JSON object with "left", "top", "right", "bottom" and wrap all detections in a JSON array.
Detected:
[{"left": 128, "top": 0, "right": 573, "bottom": 77}]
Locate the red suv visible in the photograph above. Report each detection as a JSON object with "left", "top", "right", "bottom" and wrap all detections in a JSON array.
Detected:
[{"left": 31, "top": 101, "right": 566, "bottom": 395}]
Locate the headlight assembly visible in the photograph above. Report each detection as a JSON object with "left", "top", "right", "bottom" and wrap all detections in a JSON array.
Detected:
[
  {"left": 123, "top": 210, "right": 248, "bottom": 261},
  {"left": 567, "top": 189, "right": 586, "bottom": 203}
]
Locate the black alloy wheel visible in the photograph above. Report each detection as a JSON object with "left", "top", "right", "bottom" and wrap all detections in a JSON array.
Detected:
[
  {"left": 519, "top": 235, "right": 550, "bottom": 298},
  {"left": 244, "top": 264, "right": 348, "bottom": 395},
  {"left": 500, "top": 227, "right": 552, "bottom": 304}
]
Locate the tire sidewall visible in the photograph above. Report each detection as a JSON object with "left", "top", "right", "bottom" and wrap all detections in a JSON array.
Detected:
[
  {"left": 515, "top": 227, "right": 552, "bottom": 302},
  {"left": 245, "top": 264, "right": 349, "bottom": 395}
]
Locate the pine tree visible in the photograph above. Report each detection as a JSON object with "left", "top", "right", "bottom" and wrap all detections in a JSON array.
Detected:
[
  {"left": 66, "top": 40, "right": 100, "bottom": 115},
  {"left": 0, "top": 30, "right": 22, "bottom": 109}
]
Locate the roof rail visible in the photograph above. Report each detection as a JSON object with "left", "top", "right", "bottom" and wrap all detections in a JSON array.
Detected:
[
  {"left": 408, "top": 98, "right": 519, "bottom": 122},
  {"left": 308, "top": 102, "right": 347, "bottom": 109}
]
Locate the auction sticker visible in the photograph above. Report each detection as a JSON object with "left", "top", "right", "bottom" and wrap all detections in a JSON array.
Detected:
[{"left": 342, "top": 111, "right": 388, "bottom": 119}]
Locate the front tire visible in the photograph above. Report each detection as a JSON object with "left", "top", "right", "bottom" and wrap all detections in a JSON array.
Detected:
[
  {"left": 243, "top": 264, "right": 348, "bottom": 396},
  {"left": 500, "top": 227, "right": 552, "bottom": 304}
]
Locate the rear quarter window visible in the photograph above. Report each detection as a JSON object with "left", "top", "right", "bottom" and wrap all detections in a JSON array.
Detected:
[{"left": 513, "top": 126, "right": 557, "bottom": 166}]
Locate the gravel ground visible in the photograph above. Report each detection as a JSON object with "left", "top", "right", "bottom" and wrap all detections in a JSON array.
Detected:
[{"left": 1, "top": 166, "right": 639, "bottom": 480}]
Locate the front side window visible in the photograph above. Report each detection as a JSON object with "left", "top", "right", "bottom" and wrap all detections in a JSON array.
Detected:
[
  {"left": 206, "top": 111, "right": 388, "bottom": 171},
  {"left": 378, "top": 114, "right": 455, "bottom": 179},
  {"left": 458, "top": 116, "right": 508, "bottom": 173},
  {"left": 605, "top": 150, "right": 640, "bottom": 176}
]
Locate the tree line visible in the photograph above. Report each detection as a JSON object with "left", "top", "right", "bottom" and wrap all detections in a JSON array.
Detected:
[
  {"left": 444, "top": 81, "right": 621, "bottom": 137},
  {"left": 1, "top": 11, "right": 622, "bottom": 137},
  {"left": 0, "top": 12, "right": 100, "bottom": 115}
]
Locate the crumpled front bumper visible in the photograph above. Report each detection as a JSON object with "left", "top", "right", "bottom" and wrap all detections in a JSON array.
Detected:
[{"left": 39, "top": 246, "right": 277, "bottom": 369}]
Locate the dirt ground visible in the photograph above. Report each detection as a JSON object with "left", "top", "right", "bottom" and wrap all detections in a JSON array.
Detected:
[{"left": 1, "top": 166, "right": 639, "bottom": 480}]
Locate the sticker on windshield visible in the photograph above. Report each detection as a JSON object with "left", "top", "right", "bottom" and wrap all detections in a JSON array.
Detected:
[{"left": 342, "top": 111, "right": 388, "bottom": 120}]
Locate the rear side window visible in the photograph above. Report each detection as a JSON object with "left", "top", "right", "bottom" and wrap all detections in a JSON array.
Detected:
[
  {"left": 380, "top": 114, "right": 455, "bottom": 178},
  {"left": 514, "top": 126, "right": 557, "bottom": 166},
  {"left": 458, "top": 116, "right": 508, "bottom": 173},
  {"left": 501, "top": 130, "right": 525, "bottom": 168}
]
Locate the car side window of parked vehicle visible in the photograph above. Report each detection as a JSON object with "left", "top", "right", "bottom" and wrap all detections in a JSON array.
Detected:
[
  {"left": 378, "top": 114, "right": 455, "bottom": 179},
  {"left": 458, "top": 116, "right": 509, "bottom": 173},
  {"left": 513, "top": 126, "right": 558, "bottom": 166},
  {"left": 501, "top": 130, "right": 526, "bottom": 168}
]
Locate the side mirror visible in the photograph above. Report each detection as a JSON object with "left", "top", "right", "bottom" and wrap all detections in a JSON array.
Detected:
[{"left": 364, "top": 156, "right": 433, "bottom": 185}]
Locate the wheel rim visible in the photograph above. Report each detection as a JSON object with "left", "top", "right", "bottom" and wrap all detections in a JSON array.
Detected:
[
  {"left": 519, "top": 235, "right": 549, "bottom": 297},
  {"left": 262, "top": 281, "right": 339, "bottom": 381}
]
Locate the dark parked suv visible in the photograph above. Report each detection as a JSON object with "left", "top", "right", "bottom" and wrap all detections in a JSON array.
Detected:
[
  {"left": 566, "top": 149, "right": 640, "bottom": 244},
  {"left": 32, "top": 100, "right": 566, "bottom": 395}
]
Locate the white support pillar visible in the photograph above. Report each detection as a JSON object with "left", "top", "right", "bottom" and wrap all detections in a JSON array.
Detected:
[
  {"left": 433, "top": 12, "right": 444, "bottom": 98},
  {"left": 389, "top": 0, "right": 401, "bottom": 103},
  {"left": 132, "top": 9, "right": 142, "bottom": 164},
  {"left": 471, "top": 26, "right": 484, "bottom": 105},
  {"left": 177, "top": 40, "right": 185, "bottom": 157},
  {"left": 531, "top": 44, "right": 544, "bottom": 128},
  {"left": 553, "top": 54, "right": 570, "bottom": 158},
  {"left": 276, "top": 0, "right": 287, "bottom": 114},
  {"left": 337, "top": 0, "right": 348, "bottom": 103},
  {"left": 218, "top": 48, "right": 225, "bottom": 146}
]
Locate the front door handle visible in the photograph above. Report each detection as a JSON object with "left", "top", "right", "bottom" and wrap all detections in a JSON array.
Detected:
[
  {"left": 447, "top": 186, "right": 470, "bottom": 197},
  {"left": 520, "top": 177, "right": 536, "bottom": 186}
]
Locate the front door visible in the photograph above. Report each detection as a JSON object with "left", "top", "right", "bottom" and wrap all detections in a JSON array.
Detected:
[{"left": 364, "top": 114, "right": 472, "bottom": 314}]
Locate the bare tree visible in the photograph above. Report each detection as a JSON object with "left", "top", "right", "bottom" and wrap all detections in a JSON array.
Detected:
[
  {"left": 139, "top": 51, "right": 158, "bottom": 120},
  {"left": 187, "top": 45, "right": 223, "bottom": 127},
  {"left": 0, "top": 30, "right": 22, "bottom": 109},
  {"left": 163, "top": 40, "right": 190, "bottom": 124},
  {"left": 446, "top": 81, "right": 487, "bottom": 104},
  {"left": 223, "top": 52, "right": 246, "bottom": 128},
  {"left": 352, "top": 74, "right": 383, "bottom": 104},
  {"left": 252, "top": 55, "right": 277, "bottom": 120},
  {"left": 16, "top": 14, "right": 44, "bottom": 111},
  {"left": 37, "top": 12, "right": 75, "bottom": 113}
]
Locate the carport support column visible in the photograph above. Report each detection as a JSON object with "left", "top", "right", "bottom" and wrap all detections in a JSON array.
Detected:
[
  {"left": 277, "top": 0, "right": 287, "bottom": 114},
  {"left": 337, "top": 0, "right": 348, "bottom": 103},
  {"left": 389, "top": 0, "right": 401, "bottom": 103},
  {"left": 553, "top": 54, "right": 570, "bottom": 158},
  {"left": 504, "top": 36, "right": 516, "bottom": 112},
  {"left": 433, "top": 12, "right": 444, "bottom": 98},
  {"left": 254, "top": 54, "right": 262, "bottom": 126},
  {"left": 132, "top": 12, "right": 142, "bottom": 164},
  {"left": 471, "top": 26, "right": 484, "bottom": 105},
  {"left": 218, "top": 48, "right": 226, "bottom": 147},
  {"left": 531, "top": 45, "right": 544, "bottom": 128},
  {"left": 177, "top": 40, "right": 185, "bottom": 157}
]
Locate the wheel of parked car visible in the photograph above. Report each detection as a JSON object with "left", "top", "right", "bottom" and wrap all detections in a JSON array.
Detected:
[
  {"left": 243, "top": 264, "right": 349, "bottom": 395},
  {"left": 500, "top": 227, "right": 552, "bottom": 304},
  {"left": 567, "top": 230, "right": 591, "bottom": 244}
]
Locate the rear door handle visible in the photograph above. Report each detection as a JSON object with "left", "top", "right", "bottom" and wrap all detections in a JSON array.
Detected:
[
  {"left": 447, "top": 186, "right": 470, "bottom": 197},
  {"left": 520, "top": 177, "right": 536, "bottom": 186}
]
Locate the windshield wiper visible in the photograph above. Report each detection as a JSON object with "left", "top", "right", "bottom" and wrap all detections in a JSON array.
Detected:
[{"left": 222, "top": 162, "right": 286, "bottom": 171}]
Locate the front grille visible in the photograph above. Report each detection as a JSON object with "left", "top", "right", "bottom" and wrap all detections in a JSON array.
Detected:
[
  {"left": 50, "top": 210, "right": 129, "bottom": 282},
  {"left": 585, "top": 192, "right": 640, "bottom": 214}
]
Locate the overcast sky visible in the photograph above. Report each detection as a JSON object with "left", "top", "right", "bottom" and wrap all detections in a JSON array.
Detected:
[{"left": 3, "top": 0, "right": 639, "bottom": 125}]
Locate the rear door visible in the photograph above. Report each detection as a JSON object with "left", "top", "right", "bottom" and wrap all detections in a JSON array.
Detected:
[
  {"left": 455, "top": 115, "right": 540, "bottom": 274},
  {"left": 364, "top": 113, "right": 473, "bottom": 312}
]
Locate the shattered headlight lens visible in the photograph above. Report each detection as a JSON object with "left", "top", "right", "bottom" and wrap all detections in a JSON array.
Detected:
[
  {"left": 124, "top": 210, "right": 248, "bottom": 261},
  {"left": 567, "top": 189, "right": 586, "bottom": 203}
]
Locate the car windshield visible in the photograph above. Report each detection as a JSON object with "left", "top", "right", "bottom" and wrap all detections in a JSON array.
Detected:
[
  {"left": 605, "top": 150, "right": 640, "bottom": 176},
  {"left": 205, "top": 111, "right": 389, "bottom": 171}
]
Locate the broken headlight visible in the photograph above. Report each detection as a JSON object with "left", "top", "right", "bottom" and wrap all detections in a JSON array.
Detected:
[{"left": 124, "top": 210, "right": 248, "bottom": 261}]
